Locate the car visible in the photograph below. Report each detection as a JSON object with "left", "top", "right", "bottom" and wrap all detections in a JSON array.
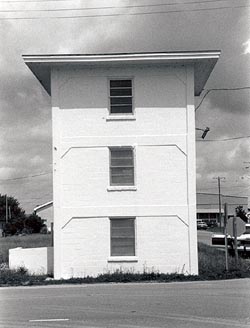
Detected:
[
  {"left": 197, "top": 220, "right": 208, "bottom": 230},
  {"left": 207, "top": 221, "right": 218, "bottom": 228},
  {"left": 236, "top": 229, "right": 250, "bottom": 256}
]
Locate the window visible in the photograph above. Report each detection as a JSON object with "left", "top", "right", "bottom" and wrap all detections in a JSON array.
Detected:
[
  {"left": 109, "top": 79, "right": 133, "bottom": 114},
  {"left": 110, "top": 148, "right": 134, "bottom": 186},
  {"left": 110, "top": 218, "right": 135, "bottom": 256}
]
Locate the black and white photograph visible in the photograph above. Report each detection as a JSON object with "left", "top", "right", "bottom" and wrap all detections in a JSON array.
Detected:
[{"left": 0, "top": 0, "right": 250, "bottom": 327}]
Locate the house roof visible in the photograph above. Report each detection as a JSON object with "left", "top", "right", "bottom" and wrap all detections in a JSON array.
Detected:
[
  {"left": 34, "top": 201, "right": 53, "bottom": 213},
  {"left": 23, "top": 51, "right": 220, "bottom": 96}
]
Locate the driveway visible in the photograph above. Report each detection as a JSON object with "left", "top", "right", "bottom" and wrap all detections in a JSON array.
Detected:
[{"left": 1, "top": 279, "right": 250, "bottom": 328}]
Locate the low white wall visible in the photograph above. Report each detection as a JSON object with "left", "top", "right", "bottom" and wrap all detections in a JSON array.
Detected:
[{"left": 9, "top": 247, "right": 53, "bottom": 275}]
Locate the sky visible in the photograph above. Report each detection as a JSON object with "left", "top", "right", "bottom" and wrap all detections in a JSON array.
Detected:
[{"left": 0, "top": 0, "right": 250, "bottom": 214}]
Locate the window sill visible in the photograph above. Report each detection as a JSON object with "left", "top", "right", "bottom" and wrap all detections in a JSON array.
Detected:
[
  {"left": 108, "top": 256, "right": 138, "bottom": 263},
  {"left": 106, "top": 115, "right": 136, "bottom": 121},
  {"left": 107, "top": 186, "right": 137, "bottom": 192}
]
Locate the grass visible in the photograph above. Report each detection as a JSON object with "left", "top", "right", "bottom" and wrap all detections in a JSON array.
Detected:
[
  {"left": 198, "top": 242, "right": 250, "bottom": 279},
  {"left": 1, "top": 241, "right": 250, "bottom": 286},
  {"left": 0, "top": 234, "right": 52, "bottom": 263}
]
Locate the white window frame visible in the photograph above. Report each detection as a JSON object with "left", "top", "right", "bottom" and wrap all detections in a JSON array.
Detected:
[
  {"left": 108, "top": 217, "right": 137, "bottom": 260},
  {"left": 108, "top": 146, "right": 136, "bottom": 188},
  {"left": 107, "top": 78, "right": 134, "bottom": 117}
]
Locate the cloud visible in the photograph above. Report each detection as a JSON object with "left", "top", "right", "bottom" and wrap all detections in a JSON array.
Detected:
[
  {"left": 243, "top": 40, "right": 250, "bottom": 54},
  {"left": 0, "top": 1, "right": 249, "bottom": 211}
]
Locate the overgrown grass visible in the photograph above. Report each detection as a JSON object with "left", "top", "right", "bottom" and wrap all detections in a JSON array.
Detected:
[
  {"left": 0, "top": 264, "right": 46, "bottom": 286},
  {"left": 1, "top": 242, "right": 250, "bottom": 287},
  {"left": 198, "top": 242, "right": 250, "bottom": 279},
  {"left": 0, "top": 234, "right": 52, "bottom": 263}
]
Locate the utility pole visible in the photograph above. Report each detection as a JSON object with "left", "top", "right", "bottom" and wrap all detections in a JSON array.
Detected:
[
  {"left": 224, "top": 203, "right": 229, "bottom": 271},
  {"left": 233, "top": 216, "right": 238, "bottom": 265},
  {"left": 5, "top": 195, "right": 8, "bottom": 224},
  {"left": 213, "top": 176, "right": 225, "bottom": 230}
]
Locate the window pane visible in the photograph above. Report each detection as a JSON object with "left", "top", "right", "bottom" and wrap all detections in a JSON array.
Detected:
[
  {"left": 111, "top": 219, "right": 135, "bottom": 256},
  {"left": 111, "top": 158, "right": 133, "bottom": 166},
  {"left": 110, "top": 80, "right": 132, "bottom": 88},
  {"left": 110, "top": 105, "right": 132, "bottom": 114},
  {"left": 111, "top": 149, "right": 133, "bottom": 166},
  {"left": 110, "top": 148, "right": 134, "bottom": 186},
  {"left": 109, "top": 80, "right": 133, "bottom": 114},
  {"left": 110, "top": 97, "right": 132, "bottom": 105},
  {"left": 110, "top": 88, "right": 132, "bottom": 97},
  {"left": 111, "top": 167, "right": 134, "bottom": 185}
]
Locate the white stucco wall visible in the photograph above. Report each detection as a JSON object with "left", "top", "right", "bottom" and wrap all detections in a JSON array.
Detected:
[
  {"left": 61, "top": 217, "right": 189, "bottom": 278},
  {"left": 51, "top": 64, "right": 197, "bottom": 278},
  {"left": 9, "top": 247, "right": 53, "bottom": 275}
]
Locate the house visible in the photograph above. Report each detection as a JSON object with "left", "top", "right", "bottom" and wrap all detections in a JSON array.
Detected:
[
  {"left": 34, "top": 201, "right": 53, "bottom": 232},
  {"left": 24, "top": 51, "right": 220, "bottom": 279}
]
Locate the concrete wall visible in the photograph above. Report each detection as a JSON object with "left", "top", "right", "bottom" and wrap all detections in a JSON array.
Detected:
[
  {"left": 51, "top": 64, "right": 197, "bottom": 278},
  {"left": 9, "top": 247, "right": 53, "bottom": 275}
]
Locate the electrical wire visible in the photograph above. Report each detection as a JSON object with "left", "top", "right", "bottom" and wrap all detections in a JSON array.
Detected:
[
  {"left": 0, "top": 172, "right": 52, "bottom": 182},
  {"left": 0, "top": 0, "right": 246, "bottom": 3},
  {"left": 0, "top": 3, "right": 249, "bottom": 20},
  {"left": 196, "top": 135, "right": 250, "bottom": 142},
  {"left": 195, "top": 87, "right": 250, "bottom": 112},
  {"left": 0, "top": 0, "right": 247, "bottom": 13}
]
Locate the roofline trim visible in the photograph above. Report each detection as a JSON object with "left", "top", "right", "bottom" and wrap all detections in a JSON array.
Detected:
[
  {"left": 34, "top": 201, "right": 53, "bottom": 212},
  {"left": 23, "top": 51, "right": 221, "bottom": 64}
]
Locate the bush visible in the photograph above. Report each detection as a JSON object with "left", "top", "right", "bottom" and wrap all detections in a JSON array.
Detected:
[{"left": 0, "top": 266, "right": 46, "bottom": 286}]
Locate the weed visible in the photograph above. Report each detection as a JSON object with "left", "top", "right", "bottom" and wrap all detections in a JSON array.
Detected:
[{"left": 1, "top": 242, "right": 250, "bottom": 287}]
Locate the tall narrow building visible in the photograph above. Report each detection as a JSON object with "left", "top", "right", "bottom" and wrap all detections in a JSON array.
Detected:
[{"left": 24, "top": 51, "right": 220, "bottom": 279}]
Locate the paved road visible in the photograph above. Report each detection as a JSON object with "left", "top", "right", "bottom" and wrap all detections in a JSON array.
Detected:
[{"left": 1, "top": 280, "right": 250, "bottom": 328}]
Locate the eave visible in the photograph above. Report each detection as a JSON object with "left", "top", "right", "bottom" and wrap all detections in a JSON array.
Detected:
[{"left": 23, "top": 51, "right": 221, "bottom": 96}]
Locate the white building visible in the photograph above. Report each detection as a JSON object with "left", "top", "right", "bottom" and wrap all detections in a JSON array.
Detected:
[
  {"left": 34, "top": 201, "right": 53, "bottom": 232},
  {"left": 24, "top": 51, "right": 220, "bottom": 279}
]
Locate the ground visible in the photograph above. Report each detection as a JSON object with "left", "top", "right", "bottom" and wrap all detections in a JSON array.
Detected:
[{"left": 1, "top": 279, "right": 250, "bottom": 328}]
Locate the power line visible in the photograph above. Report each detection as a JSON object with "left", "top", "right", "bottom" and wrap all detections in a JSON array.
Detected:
[
  {"left": 195, "top": 87, "right": 250, "bottom": 112},
  {"left": 0, "top": 3, "right": 249, "bottom": 20},
  {"left": 0, "top": 0, "right": 246, "bottom": 12},
  {"left": 230, "top": 185, "right": 250, "bottom": 196},
  {"left": 0, "top": 0, "right": 245, "bottom": 4},
  {"left": 197, "top": 135, "right": 250, "bottom": 142},
  {"left": 0, "top": 172, "right": 52, "bottom": 182}
]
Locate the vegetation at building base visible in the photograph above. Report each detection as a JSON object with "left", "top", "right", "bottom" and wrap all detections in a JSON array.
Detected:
[
  {"left": 0, "top": 242, "right": 250, "bottom": 287},
  {"left": 0, "top": 194, "right": 46, "bottom": 236}
]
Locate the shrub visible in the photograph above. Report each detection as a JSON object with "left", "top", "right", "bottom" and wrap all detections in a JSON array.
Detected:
[{"left": 0, "top": 266, "right": 46, "bottom": 286}]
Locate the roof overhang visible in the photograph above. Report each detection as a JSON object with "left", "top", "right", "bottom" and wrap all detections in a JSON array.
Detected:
[
  {"left": 23, "top": 51, "right": 220, "bottom": 96},
  {"left": 34, "top": 201, "right": 53, "bottom": 213}
]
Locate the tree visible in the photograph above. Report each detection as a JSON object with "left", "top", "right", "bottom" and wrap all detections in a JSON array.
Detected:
[
  {"left": 235, "top": 206, "right": 248, "bottom": 223},
  {"left": 24, "top": 213, "right": 45, "bottom": 233},
  {"left": 0, "top": 194, "right": 46, "bottom": 235},
  {"left": 0, "top": 194, "right": 26, "bottom": 235}
]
